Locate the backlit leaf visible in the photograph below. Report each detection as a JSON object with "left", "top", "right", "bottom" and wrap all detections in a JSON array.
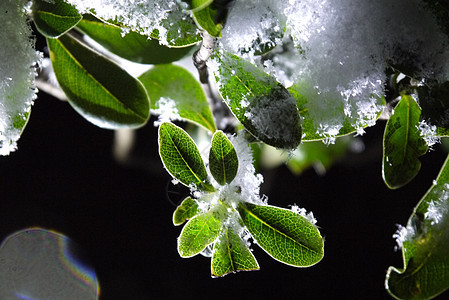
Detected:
[
  {"left": 289, "top": 85, "right": 385, "bottom": 142},
  {"left": 383, "top": 95, "right": 428, "bottom": 189},
  {"left": 237, "top": 202, "right": 324, "bottom": 267},
  {"left": 209, "top": 131, "right": 238, "bottom": 185},
  {"left": 139, "top": 64, "right": 216, "bottom": 132},
  {"left": 193, "top": 6, "right": 222, "bottom": 37},
  {"left": 173, "top": 197, "right": 200, "bottom": 226},
  {"left": 386, "top": 154, "right": 449, "bottom": 299},
  {"left": 47, "top": 34, "right": 150, "bottom": 129},
  {"left": 212, "top": 51, "right": 302, "bottom": 149},
  {"left": 178, "top": 211, "right": 222, "bottom": 258},
  {"left": 158, "top": 122, "right": 214, "bottom": 192},
  {"left": 211, "top": 226, "right": 259, "bottom": 277},
  {"left": 32, "top": 0, "right": 82, "bottom": 38},
  {"left": 76, "top": 15, "right": 194, "bottom": 64}
]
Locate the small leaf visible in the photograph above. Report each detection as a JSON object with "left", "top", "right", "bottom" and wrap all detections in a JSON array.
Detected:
[
  {"left": 211, "top": 226, "right": 259, "bottom": 277},
  {"left": 193, "top": 6, "right": 222, "bottom": 37},
  {"left": 158, "top": 122, "right": 214, "bottom": 192},
  {"left": 209, "top": 131, "right": 238, "bottom": 185},
  {"left": 32, "top": 0, "right": 82, "bottom": 38},
  {"left": 47, "top": 34, "right": 150, "bottom": 129},
  {"left": 237, "top": 203, "right": 324, "bottom": 267},
  {"left": 173, "top": 197, "right": 200, "bottom": 226},
  {"left": 212, "top": 51, "right": 302, "bottom": 149},
  {"left": 139, "top": 64, "right": 216, "bottom": 132},
  {"left": 386, "top": 154, "right": 449, "bottom": 299},
  {"left": 383, "top": 95, "right": 428, "bottom": 189},
  {"left": 178, "top": 211, "right": 222, "bottom": 258},
  {"left": 76, "top": 15, "right": 194, "bottom": 64}
]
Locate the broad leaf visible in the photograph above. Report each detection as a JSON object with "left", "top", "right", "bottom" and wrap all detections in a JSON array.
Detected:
[
  {"left": 139, "top": 65, "right": 216, "bottom": 132},
  {"left": 289, "top": 85, "right": 385, "bottom": 142},
  {"left": 386, "top": 154, "right": 449, "bottom": 299},
  {"left": 193, "top": 6, "right": 222, "bottom": 37},
  {"left": 209, "top": 131, "right": 238, "bottom": 185},
  {"left": 212, "top": 51, "right": 302, "bottom": 149},
  {"left": 173, "top": 197, "right": 200, "bottom": 226},
  {"left": 32, "top": 0, "right": 82, "bottom": 38},
  {"left": 383, "top": 95, "right": 428, "bottom": 189},
  {"left": 47, "top": 34, "right": 150, "bottom": 129},
  {"left": 211, "top": 226, "right": 259, "bottom": 277},
  {"left": 158, "top": 122, "right": 214, "bottom": 192},
  {"left": 76, "top": 15, "right": 194, "bottom": 64},
  {"left": 178, "top": 211, "right": 222, "bottom": 258},
  {"left": 237, "top": 203, "right": 324, "bottom": 267}
]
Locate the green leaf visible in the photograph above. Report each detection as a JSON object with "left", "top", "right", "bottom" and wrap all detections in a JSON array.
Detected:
[
  {"left": 178, "top": 211, "right": 222, "bottom": 258},
  {"left": 188, "top": 0, "right": 214, "bottom": 12},
  {"left": 193, "top": 6, "right": 222, "bottom": 37},
  {"left": 237, "top": 203, "right": 324, "bottom": 267},
  {"left": 209, "top": 131, "right": 238, "bottom": 185},
  {"left": 138, "top": 64, "right": 216, "bottom": 132},
  {"left": 211, "top": 226, "right": 259, "bottom": 277},
  {"left": 76, "top": 15, "right": 194, "bottom": 64},
  {"left": 158, "top": 122, "right": 214, "bottom": 192},
  {"left": 173, "top": 197, "right": 200, "bottom": 226},
  {"left": 212, "top": 51, "right": 302, "bottom": 149},
  {"left": 32, "top": 0, "right": 82, "bottom": 38},
  {"left": 289, "top": 84, "right": 386, "bottom": 142},
  {"left": 386, "top": 154, "right": 449, "bottom": 299},
  {"left": 47, "top": 34, "right": 150, "bottom": 129},
  {"left": 288, "top": 136, "right": 352, "bottom": 175},
  {"left": 383, "top": 95, "right": 428, "bottom": 189}
]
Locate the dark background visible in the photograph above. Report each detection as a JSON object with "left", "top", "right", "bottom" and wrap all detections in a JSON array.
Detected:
[{"left": 0, "top": 89, "right": 448, "bottom": 299}]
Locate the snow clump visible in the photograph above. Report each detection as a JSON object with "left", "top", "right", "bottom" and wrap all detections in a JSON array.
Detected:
[
  {"left": 0, "top": 0, "right": 42, "bottom": 155},
  {"left": 220, "top": 0, "right": 449, "bottom": 141}
]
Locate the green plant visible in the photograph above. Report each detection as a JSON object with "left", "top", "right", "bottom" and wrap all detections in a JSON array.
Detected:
[{"left": 2, "top": 0, "right": 449, "bottom": 298}]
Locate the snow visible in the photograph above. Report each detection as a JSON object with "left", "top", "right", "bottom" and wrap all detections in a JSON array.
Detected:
[
  {"left": 66, "top": 0, "right": 198, "bottom": 46},
  {"left": 152, "top": 97, "right": 182, "bottom": 127},
  {"left": 424, "top": 183, "right": 449, "bottom": 226},
  {"left": 417, "top": 120, "right": 440, "bottom": 148},
  {"left": 219, "top": 0, "right": 449, "bottom": 141},
  {"left": 0, "top": 0, "right": 42, "bottom": 155},
  {"left": 291, "top": 204, "right": 317, "bottom": 225},
  {"left": 394, "top": 182, "right": 449, "bottom": 249}
]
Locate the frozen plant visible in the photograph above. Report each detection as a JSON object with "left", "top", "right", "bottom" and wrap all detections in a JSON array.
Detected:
[{"left": 2, "top": 0, "right": 449, "bottom": 298}]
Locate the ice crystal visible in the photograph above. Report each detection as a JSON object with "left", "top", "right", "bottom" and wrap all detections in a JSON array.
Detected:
[
  {"left": 424, "top": 183, "right": 449, "bottom": 226},
  {"left": 0, "top": 0, "right": 42, "bottom": 155},
  {"left": 219, "top": 0, "right": 449, "bottom": 140},
  {"left": 291, "top": 204, "right": 317, "bottom": 225},
  {"left": 152, "top": 97, "right": 182, "bottom": 127},
  {"left": 418, "top": 120, "right": 440, "bottom": 148},
  {"left": 66, "top": 0, "right": 197, "bottom": 45}
]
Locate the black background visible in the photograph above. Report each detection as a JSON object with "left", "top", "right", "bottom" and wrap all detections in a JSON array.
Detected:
[{"left": 1, "top": 34, "right": 449, "bottom": 300}]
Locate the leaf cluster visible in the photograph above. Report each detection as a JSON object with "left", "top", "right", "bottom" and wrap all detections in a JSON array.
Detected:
[{"left": 159, "top": 122, "right": 324, "bottom": 277}]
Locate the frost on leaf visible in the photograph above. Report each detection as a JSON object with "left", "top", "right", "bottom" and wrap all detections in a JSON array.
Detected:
[
  {"left": 220, "top": 0, "right": 449, "bottom": 141},
  {"left": 66, "top": 0, "right": 199, "bottom": 46},
  {"left": 0, "top": 0, "right": 42, "bottom": 155}
]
